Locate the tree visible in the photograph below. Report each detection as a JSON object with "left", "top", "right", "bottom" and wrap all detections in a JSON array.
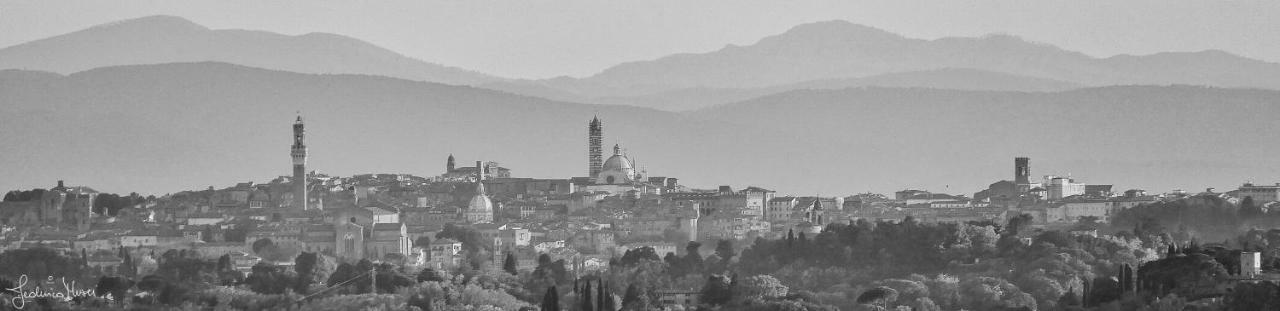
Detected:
[
  {"left": 94, "top": 276, "right": 134, "bottom": 303},
  {"left": 1005, "top": 213, "right": 1034, "bottom": 236},
  {"left": 137, "top": 275, "right": 167, "bottom": 292},
  {"left": 504, "top": 253, "right": 519, "bottom": 275},
  {"left": 617, "top": 247, "right": 661, "bottom": 267},
  {"left": 294, "top": 252, "right": 334, "bottom": 294},
  {"left": 736, "top": 275, "right": 788, "bottom": 300},
  {"left": 252, "top": 238, "right": 274, "bottom": 254},
  {"left": 713, "top": 240, "right": 735, "bottom": 273},
  {"left": 417, "top": 268, "right": 446, "bottom": 283},
  {"left": 0, "top": 247, "right": 87, "bottom": 280},
  {"left": 542, "top": 285, "right": 560, "bottom": 311},
  {"left": 1058, "top": 290, "right": 1081, "bottom": 308},
  {"left": 1138, "top": 253, "right": 1229, "bottom": 298},
  {"left": 1225, "top": 280, "right": 1280, "bottom": 311},
  {"left": 415, "top": 236, "right": 432, "bottom": 249},
  {"left": 580, "top": 279, "right": 595, "bottom": 311},
  {"left": 786, "top": 229, "right": 795, "bottom": 247},
  {"left": 245, "top": 262, "right": 296, "bottom": 294},
  {"left": 856, "top": 286, "right": 899, "bottom": 309},
  {"left": 1241, "top": 196, "right": 1262, "bottom": 218},
  {"left": 601, "top": 284, "right": 619, "bottom": 311},
  {"left": 373, "top": 263, "right": 414, "bottom": 294},
  {"left": 622, "top": 284, "right": 643, "bottom": 309},
  {"left": 408, "top": 292, "right": 435, "bottom": 311},
  {"left": 679, "top": 241, "right": 704, "bottom": 276},
  {"left": 437, "top": 223, "right": 486, "bottom": 252},
  {"left": 327, "top": 262, "right": 356, "bottom": 287},
  {"left": 701, "top": 274, "right": 733, "bottom": 306}
]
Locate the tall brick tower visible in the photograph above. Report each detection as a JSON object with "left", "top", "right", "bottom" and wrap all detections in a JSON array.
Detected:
[
  {"left": 292, "top": 115, "right": 308, "bottom": 209},
  {"left": 1014, "top": 157, "right": 1030, "bottom": 185},
  {"left": 447, "top": 154, "right": 456, "bottom": 173},
  {"left": 588, "top": 116, "right": 603, "bottom": 178}
]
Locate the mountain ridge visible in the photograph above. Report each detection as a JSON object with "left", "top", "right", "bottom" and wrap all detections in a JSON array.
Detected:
[
  {"left": 9, "top": 16, "right": 1280, "bottom": 112},
  {"left": 0, "top": 15, "right": 501, "bottom": 86},
  {"left": 553, "top": 19, "right": 1280, "bottom": 98}
]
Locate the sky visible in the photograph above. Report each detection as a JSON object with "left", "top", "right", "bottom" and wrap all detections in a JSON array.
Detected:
[{"left": 1, "top": 0, "right": 1278, "bottom": 79}]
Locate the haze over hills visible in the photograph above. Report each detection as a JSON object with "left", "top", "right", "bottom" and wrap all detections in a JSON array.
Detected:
[
  {"left": 545, "top": 20, "right": 1280, "bottom": 97},
  {"left": 686, "top": 85, "right": 1280, "bottom": 195},
  {"left": 4, "top": 62, "right": 1280, "bottom": 196},
  {"left": 8, "top": 16, "right": 1280, "bottom": 113},
  {"left": 588, "top": 68, "right": 1082, "bottom": 111},
  {"left": 0, "top": 62, "right": 824, "bottom": 195},
  {"left": 0, "top": 15, "right": 500, "bottom": 86}
]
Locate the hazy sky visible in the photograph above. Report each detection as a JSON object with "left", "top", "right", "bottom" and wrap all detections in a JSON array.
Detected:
[{"left": 2, "top": 0, "right": 1278, "bottom": 79}]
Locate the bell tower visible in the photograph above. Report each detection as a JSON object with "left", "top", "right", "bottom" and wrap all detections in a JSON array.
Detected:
[
  {"left": 1014, "top": 157, "right": 1030, "bottom": 185},
  {"left": 588, "top": 116, "right": 603, "bottom": 178},
  {"left": 291, "top": 115, "right": 308, "bottom": 209},
  {"left": 447, "top": 154, "right": 456, "bottom": 173}
]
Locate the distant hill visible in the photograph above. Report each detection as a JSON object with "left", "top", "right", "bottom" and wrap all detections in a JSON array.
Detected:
[
  {"left": 12, "top": 16, "right": 1280, "bottom": 113},
  {"left": 591, "top": 68, "right": 1082, "bottom": 111},
  {"left": 683, "top": 85, "right": 1280, "bottom": 194},
  {"left": 0, "top": 63, "right": 814, "bottom": 195},
  {"left": 541, "top": 20, "right": 1280, "bottom": 99},
  {"left": 0, "top": 15, "right": 500, "bottom": 86},
  {"left": 3, "top": 62, "right": 1279, "bottom": 196}
]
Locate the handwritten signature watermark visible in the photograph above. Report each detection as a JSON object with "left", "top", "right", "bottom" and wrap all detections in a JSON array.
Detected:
[{"left": 5, "top": 275, "right": 111, "bottom": 309}]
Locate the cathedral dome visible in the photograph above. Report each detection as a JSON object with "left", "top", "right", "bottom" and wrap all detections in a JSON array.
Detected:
[
  {"left": 596, "top": 144, "right": 637, "bottom": 184},
  {"left": 601, "top": 154, "right": 634, "bottom": 174},
  {"left": 468, "top": 193, "right": 493, "bottom": 212}
]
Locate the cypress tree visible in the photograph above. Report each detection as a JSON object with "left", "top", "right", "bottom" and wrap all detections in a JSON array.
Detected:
[
  {"left": 542, "top": 286, "right": 560, "bottom": 311},
  {"left": 1082, "top": 277, "right": 1092, "bottom": 307},
  {"left": 503, "top": 253, "right": 518, "bottom": 275},
  {"left": 597, "top": 281, "right": 607, "bottom": 311},
  {"left": 1121, "top": 263, "right": 1131, "bottom": 293},
  {"left": 622, "top": 283, "right": 641, "bottom": 307},
  {"left": 580, "top": 280, "right": 594, "bottom": 311},
  {"left": 603, "top": 283, "right": 618, "bottom": 311}
]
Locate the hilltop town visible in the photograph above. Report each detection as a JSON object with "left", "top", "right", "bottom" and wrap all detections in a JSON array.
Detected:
[{"left": 6, "top": 115, "right": 1277, "bottom": 310}]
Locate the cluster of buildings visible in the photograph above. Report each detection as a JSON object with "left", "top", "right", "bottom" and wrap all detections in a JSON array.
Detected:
[{"left": 10, "top": 114, "right": 1280, "bottom": 306}]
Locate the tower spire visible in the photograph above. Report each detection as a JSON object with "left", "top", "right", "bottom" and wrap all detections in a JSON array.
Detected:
[{"left": 291, "top": 115, "right": 309, "bottom": 210}]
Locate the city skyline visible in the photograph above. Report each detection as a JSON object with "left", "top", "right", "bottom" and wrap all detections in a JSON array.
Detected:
[
  {"left": 3, "top": 3, "right": 1279, "bottom": 310},
  {"left": 3, "top": 5, "right": 1279, "bottom": 201}
]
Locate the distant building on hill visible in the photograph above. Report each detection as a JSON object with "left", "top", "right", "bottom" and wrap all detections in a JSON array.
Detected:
[{"left": 0, "top": 180, "right": 98, "bottom": 231}]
